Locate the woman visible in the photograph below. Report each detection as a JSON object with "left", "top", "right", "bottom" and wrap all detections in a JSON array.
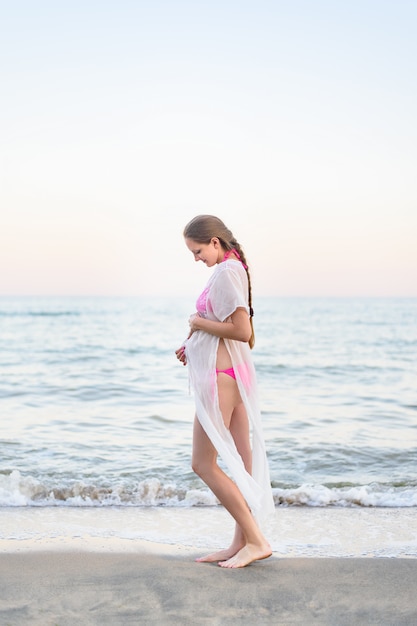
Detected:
[{"left": 176, "top": 215, "right": 274, "bottom": 568}]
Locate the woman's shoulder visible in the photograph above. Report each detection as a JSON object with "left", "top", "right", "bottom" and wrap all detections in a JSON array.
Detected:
[
  {"left": 214, "top": 259, "right": 246, "bottom": 277},
  {"left": 210, "top": 260, "right": 248, "bottom": 290}
]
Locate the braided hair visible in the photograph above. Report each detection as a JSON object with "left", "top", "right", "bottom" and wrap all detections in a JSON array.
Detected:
[{"left": 183, "top": 215, "right": 255, "bottom": 349}]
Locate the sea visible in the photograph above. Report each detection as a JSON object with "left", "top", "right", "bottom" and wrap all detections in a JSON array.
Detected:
[{"left": 1, "top": 296, "right": 417, "bottom": 554}]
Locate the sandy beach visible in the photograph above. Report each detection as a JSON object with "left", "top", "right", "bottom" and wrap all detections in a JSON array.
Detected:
[
  {"left": 1, "top": 507, "right": 417, "bottom": 625},
  {"left": 1, "top": 549, "right": 417, "bottom": 625}
]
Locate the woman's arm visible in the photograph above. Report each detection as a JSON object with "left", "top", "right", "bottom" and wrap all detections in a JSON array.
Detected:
[{"left": 189, "top": 307, "right": 251, "bottom": 343}]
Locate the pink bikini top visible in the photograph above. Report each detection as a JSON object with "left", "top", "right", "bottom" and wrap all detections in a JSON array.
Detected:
[
  {"left": 223, "top": 248, "right": 247, "bottom": 268},
  {"left": 196, "top": 286, "right": 209, "bottom": 316}
]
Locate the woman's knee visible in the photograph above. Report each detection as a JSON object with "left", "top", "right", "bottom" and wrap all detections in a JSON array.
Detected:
[
  {"left": 191, "top": 455, "right": 206, "bottom": 477},
  {"left": 191, "top": 454, "right": 215, "bottom": 479}
]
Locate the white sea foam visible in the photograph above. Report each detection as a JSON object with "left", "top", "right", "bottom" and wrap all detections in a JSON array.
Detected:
[
  {"left": 1, "top": 470, "right": 416, "bottom": 509},
  {"left": 274, "top": 483, "right": 417, "bottom": 508}
]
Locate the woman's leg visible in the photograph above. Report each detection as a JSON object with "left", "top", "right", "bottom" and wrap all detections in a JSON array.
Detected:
[
  {"left": 195, "top": 401, "right": 252, "bottom": 563},
  {"left": 192, "top": 374, "right": 271, "bottom": 568},
  {"left": 227, "top": 402, "right": 253, "bottom": 551},
  {"left": 217, "top": 373, "right": 271, "bottom": 567}
]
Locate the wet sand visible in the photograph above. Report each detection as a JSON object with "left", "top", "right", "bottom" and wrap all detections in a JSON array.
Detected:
[{"left": 1, "top": 549, "right": 417, "bottom": 625}]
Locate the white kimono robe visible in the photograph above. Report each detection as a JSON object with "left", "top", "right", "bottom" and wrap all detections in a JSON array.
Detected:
[{"left": 185, "top": 259, "right": 275, "bottom": 521}]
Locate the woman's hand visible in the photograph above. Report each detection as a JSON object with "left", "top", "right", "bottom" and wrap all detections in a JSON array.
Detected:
[
  {"left": 175, "top": 321, "right": 198, "bottom": 366},
  {"left": 175, "top": 344, "right": 187, "bottom": 366}
]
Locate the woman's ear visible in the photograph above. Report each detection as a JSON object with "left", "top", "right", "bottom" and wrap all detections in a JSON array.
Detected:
[{"left": 211, "top": 237, "right": 220, "bottom": 248}]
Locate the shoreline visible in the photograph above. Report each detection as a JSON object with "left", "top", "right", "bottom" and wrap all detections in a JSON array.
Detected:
[
  {"left": 1, "top": 508, "right": 417, "bottom": 624},
  {"left": 1, "top": 505, "right": 417, "bottom": 558}
]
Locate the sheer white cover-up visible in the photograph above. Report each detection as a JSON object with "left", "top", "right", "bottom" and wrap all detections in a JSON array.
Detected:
[{"left": 184, "top": 260, "right": 275, "bottom": 521}]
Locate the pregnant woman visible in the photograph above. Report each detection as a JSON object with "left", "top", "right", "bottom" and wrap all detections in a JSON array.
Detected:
[{"left": 176, "top": 215, "right": 274, "bottom": 568}]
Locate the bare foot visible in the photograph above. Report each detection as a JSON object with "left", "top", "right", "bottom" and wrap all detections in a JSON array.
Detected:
[
  {"left": 218, "top": 543, "right": 272, "bottom": 568},
  {"left": 195, "top": 544, "right": 243, "bottom": 563}
]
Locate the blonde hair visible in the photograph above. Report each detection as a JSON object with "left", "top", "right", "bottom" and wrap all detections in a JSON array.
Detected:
[{"left": 184, "top": 215, "right": 255, "bottom": 349}]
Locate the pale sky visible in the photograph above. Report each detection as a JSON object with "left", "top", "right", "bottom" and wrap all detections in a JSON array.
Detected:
[{"left": 1, "top": 1, "right": 416, "bottom": 297}]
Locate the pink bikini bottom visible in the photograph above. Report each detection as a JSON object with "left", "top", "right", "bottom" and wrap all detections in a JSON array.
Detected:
[{"left": 216, "top": 367, "right": 236, "bottom": 380}]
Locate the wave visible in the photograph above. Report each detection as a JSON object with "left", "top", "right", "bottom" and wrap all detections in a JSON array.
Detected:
[
  {"left": 0, "top": 471, "right": 216, "bottom": 508},
  {"left": 273, "top": 483, "right": 417, "bottom": 507},
  {"left": 1, "top": 471, "right": 416, "bottom": 508}
]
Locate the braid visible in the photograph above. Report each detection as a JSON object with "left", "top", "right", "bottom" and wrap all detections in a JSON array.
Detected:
[{"left": 230, "top": 239, "right": 255, "bottom": 350}]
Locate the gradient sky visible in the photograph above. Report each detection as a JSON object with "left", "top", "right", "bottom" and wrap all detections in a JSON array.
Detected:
[{"left": 1, "top": 1, "right": 416, "bottom": 297}]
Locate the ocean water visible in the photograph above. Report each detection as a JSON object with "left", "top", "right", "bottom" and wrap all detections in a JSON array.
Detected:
[{"left": 1, "top": 296, "right": 416, "bottom": 510}]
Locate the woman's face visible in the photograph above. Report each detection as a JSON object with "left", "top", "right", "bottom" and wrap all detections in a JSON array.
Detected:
[{"left": 185, "top": 237, "right": 223, "bottom": 267}]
